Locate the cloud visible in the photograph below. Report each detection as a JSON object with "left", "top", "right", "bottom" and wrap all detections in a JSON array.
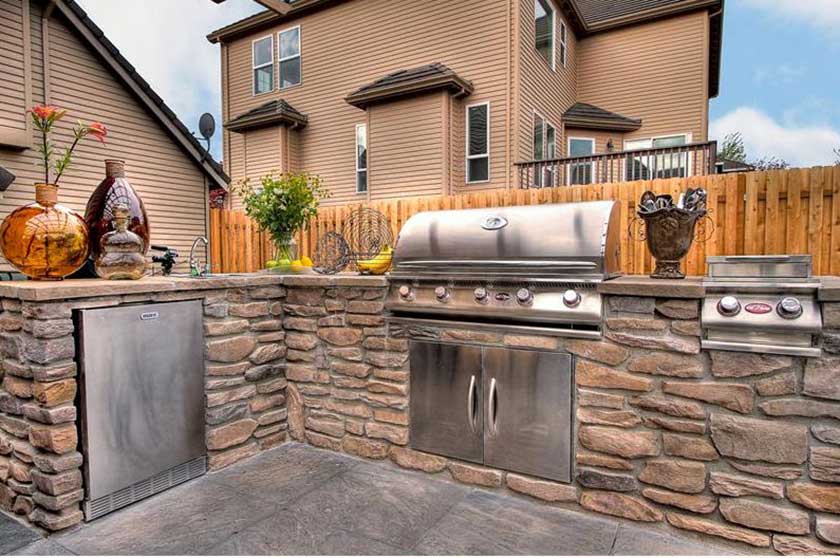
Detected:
[
  {"left": 710, "top": 107, "right": 840, "bottom": 167},
  {"left": 76, "top": 0, "right": 263, "bottom": 156},
  {"left": 752, "top": 64, "right": 805, "bottom": 86},
  {"left": 740, "top": 0, "right": 840, "bottom": 30}
]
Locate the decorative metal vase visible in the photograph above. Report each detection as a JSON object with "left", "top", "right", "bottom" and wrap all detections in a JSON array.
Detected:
[
  {"left": 0, "top": 183, "right": 90, "bottom": 280},
  {"left": 636, "top": 189, "right": 708, "bottom": 279}
]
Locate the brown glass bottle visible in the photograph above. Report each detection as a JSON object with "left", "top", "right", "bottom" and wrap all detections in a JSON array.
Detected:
[
  {"left": 85, "top": 160, "right": 150, "bottom": 260},
  {"left": 95, "top": 204, "right": 145, "bottom": 280}
]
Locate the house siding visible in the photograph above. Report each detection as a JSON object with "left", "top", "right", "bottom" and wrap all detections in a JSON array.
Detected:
[
  {"left": 0, "top": 1, "right": 209, "bottom": 272},
  {"left": 223, "top": 0, "right": 512, "bottom": 205},
  {"left": 576, "top": 11, "right": 710, "bottom": 144},
  {"left": 516, "top": 0, "right": 577, "bottom": 162}
]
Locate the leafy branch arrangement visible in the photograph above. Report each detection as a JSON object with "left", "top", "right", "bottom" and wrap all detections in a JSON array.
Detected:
[
  {"left": 234, "top": 172, "right": 330, "bottom": 248},
  {"left": 30, "top": 105, "right": 107, "bottom": 185}
]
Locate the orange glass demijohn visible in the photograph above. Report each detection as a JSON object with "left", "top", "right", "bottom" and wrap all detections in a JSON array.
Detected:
[{"left": 0, "top": 183, "right": 90, "bottom": 280}]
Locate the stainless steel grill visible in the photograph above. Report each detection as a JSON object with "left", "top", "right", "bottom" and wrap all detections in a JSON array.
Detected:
[
  {"left": 386, "top": 201, "right": 621, "bottom": 338},
  {"left": 701, "top": 255, "right": 823, "bottom": 357}
]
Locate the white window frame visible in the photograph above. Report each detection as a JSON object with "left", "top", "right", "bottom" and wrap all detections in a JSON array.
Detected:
[
  {"left": 252, "top": 34, "right": 274, "bottom": 96},
  {"left": 559, "top": 20, "right": 568, "bottom": 68},
  {"left": 567, "top": 136, "right": 595, "bottom": 186},
  {"left": 278, "top": 25, "right": 302, "bottom": 89},
  {"left": 534, "top": 0, "right": 556, "bottom": 70},
  {"left": 532, "top": 111, "right": 558, "bottom": 187},
  {"left": 466, "top": 102, "right": 491, "bottom": 184},
  {"left": 355, "top": 123, "right": 368, "bottom": 194},
  {"left": 624, "top": 132, "right": 693, "bottom": 180}
]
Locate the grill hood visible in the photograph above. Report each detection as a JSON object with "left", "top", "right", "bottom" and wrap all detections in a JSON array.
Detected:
[{"left": 391, "top": 201, "right": 621, "bottom": 281}]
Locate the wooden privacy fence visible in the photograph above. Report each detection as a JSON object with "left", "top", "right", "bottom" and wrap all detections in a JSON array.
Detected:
[{"left": 210, "top": 166, "right": 840, "bottom": 277}]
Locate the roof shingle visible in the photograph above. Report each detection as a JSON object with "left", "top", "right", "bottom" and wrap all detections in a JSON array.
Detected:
[
  {"left": 563, "top": 102, "right": 642, "bottom": 131},
  {"left": 345, "top": 63, "right": 473, "bottom": 110},
  {"left": 225, "top": 99, "right": 309, "bottom": 132}
]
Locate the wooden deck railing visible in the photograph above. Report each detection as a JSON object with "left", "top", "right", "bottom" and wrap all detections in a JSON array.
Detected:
[
  {"left": 210, "top": 165, "right": 840, "bottom": 277},
  {"left": 515, "top": 141, "right": 718, "bottom": 189}
]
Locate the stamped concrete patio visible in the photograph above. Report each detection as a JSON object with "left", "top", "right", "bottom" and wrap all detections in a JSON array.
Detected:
[{"left": 2, "top": 443, "right": 750, "bottom": 556}]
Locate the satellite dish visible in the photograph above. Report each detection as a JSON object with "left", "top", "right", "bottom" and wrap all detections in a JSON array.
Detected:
[{"left": 199, "top": 113, "right": 216, "bottom": 141}]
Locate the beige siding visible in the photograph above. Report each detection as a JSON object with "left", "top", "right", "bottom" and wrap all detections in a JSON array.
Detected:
[
  {"left": 516, "top": 0, "right": 577, "bottom": 162},
  {"left": 577, "top": 11, "right": 710, "bottom": 143},
  {"left": 224, "top": 0, "right": 512, "bottom": 205},
  {"left": 0, "top": 1, "right": 208, "bottom": 272},
  {"left": 564, "top": 127, "right": 622, "bottom": 156},
  {"left": 368, "top": 92, "right": 443, "bottom": 200},
  {"left": 0, "top": 0, "right": 27, "bottom": 132}
]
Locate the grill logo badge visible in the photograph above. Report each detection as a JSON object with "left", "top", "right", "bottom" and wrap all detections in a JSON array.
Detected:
[
  {"left": 481, "top": 215, "right": 508, "bottom": 231},
  {"left": 745, "top": 303, "right": 772, "bottom": 315}
]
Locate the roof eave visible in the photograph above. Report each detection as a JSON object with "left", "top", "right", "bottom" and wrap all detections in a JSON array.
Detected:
[
  {"left": 225, "top": 112, "right": 308, "bottom": 133},
  {"left": 582, "top": 0, "right": 722, "bottom": 33},
  {"left": 563, "top": 116, "right": 642, "bottom": 132},
  {"left": 208, "top": 0, "right": 346, "bottom": 44},
  {"left": 345, "top": 75, "right": 474, "bottom": 110}
]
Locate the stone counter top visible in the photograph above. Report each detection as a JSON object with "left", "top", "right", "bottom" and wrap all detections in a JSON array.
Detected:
[
  {"left": 818, "top": 276, "right": 840, "bottom": 301},
  {"left": 0, "top": 272, "right": 388, "bottom": 302},
  {"left": 598, "top": 276, "right": 705, "bottom": 299}
]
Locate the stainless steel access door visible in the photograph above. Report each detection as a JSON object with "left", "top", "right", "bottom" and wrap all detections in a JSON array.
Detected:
[
  {"left": 483, "top": 348, "right": 573, "bottom": 482},
  {"left": 78, "top": 301, "right": 206, "bottom": 501},
  {"left": 409, "top": 341, "right": 483, "bottom": 464}
]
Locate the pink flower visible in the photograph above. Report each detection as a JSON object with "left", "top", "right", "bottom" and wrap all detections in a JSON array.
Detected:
[{"left": 86, "top": 122, "right": 108, "bottom": 143}]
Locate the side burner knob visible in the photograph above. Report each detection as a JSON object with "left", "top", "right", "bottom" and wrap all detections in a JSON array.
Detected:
[
  {"left": 434, "top": 286, "right": 450, "bottom": 301},
  {"left": 398, "top": 285, "right": 413, "bottom": 300},
  {"left": 562, "top": 289, "right": 581, "bottom": 308},
  {"left": 777, "top": 297, "right": 803, "bottom": 319},
  {"left": 474, "top": 287, "right": 489, "bottom": 303},
  {"left": 718, "top": 296, "right": 741, "bottom": 317},
  {"left": 516, "top": 288, "right": 534, "bottom": 305}
]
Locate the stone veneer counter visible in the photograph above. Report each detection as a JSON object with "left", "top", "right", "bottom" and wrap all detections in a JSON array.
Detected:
[{"left": 0, "top": 273, "right": 837, "bottom": 556}]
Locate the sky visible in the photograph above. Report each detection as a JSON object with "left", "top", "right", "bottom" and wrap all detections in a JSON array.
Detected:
[{"left": 75, "top": 0, "right": 840, "bottom": 168}]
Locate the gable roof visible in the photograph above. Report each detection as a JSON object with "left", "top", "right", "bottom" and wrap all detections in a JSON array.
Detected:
[
  {"left": 345, "top": 63, "right": 473, "bottom": 110},
  {"left": 573, "top": 0, "right": 720, "bottom": 29},
  {"left": 56, "top": 0, "right": 230, "bottom": 188},
  {"left": 225, "top": 99, "right": 308, "bottom": 132},
  {"left": 563, "top": 102, "right": 642, "bottom": 131}
]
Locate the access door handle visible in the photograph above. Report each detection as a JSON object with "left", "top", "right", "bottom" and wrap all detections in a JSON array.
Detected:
[
  {"left": 466, "top": 374, "right": 478, "bottom": 433},
  {"left": 488, "top": 377, "right": 498, "bottom": 437}
]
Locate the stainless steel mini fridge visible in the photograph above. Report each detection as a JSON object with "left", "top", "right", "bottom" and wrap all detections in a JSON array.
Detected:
[{"left": 76, "top": 300, "right": 206, "bottom": 520}]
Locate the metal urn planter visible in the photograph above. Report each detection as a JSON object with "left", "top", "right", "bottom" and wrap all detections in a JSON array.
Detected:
[{"left": 635, "top": 189, "right": 708, "bottom": 279}]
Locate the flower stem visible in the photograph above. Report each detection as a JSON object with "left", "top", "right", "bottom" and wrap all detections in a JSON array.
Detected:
[{"left": 53, "top": 135, "right": 81, "bottom": 186}]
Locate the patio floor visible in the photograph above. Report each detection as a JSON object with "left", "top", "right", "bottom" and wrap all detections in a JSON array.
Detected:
[{"left": 3, "top": 443, "right": 748, "bottom": 555}]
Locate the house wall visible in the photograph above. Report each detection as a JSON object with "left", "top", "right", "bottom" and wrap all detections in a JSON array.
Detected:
[
  {"left": 222, "top": 0, "right": 512, "bottom": 206},
  {"left": 0, "top": 0, "right": 209, "bottom": 273},
  {"left": 0, "top": 0, "right": 30, "bottom": 147},
  {"left": 516, "top": 0, "right": 577, "bottom": 162},
  {"left": 576, "top": 11, "right": 710, "bottom": 145}
]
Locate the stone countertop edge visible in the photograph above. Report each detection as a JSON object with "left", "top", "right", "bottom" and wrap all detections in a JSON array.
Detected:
[
  {"left": 818, "top": 276, "right": 840, "bottom": 301},
  {"left": 0, "top": 273, "right": 388, "bottom": 302},
  {"left": 597, "top": 275, "right": 705, "bottom": 299}
]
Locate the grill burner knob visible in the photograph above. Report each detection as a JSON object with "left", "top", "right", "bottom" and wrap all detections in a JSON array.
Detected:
[
  {"left": 398, "top": 285, "right": 413, "bottom": 300},
  {"left": 718, "top": 296, "right": 741, "bottom": 317},
  {"left": 562, "top": 289, "right": 581, "bottom": 308},
  {"left": 474, "top": 287, "right": 489, "bottom": 303},
  {"left": 777, "top": 297, "right": 803, "bottom": 319},
  {"left": 516, "top": 288, "right": 534, "bottom": 305},
  {"left": 434, "top": 286, "right": 450, "bottom": 302}
]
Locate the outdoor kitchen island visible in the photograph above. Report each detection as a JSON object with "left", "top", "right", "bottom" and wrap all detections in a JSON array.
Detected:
[{"left": 0, "top": 273, "right": 838, "bottom": 555}]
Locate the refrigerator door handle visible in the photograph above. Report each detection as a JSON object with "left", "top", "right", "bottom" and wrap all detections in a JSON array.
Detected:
[
  {"left": 488, "top": 377, "right": 498, "bottom": 437},
  {"left": 467, "top": 374, "right": 477, "bottom": 433}
]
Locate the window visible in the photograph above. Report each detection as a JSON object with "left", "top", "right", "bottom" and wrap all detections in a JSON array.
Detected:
[
  {"left": 466, "top": 103, "right": 490, "bottom": 183},
  {"left": 356, "top": 124, "right": 368, "bottom": 193},
  {"left": 252, "top": 35, "right": 274, "bottom": 95},
  {"left": 533, "top": 114, "right": 557, "bottom": 187},
  {"left": 568, "top": 137, "right": 595, "bottom": 185},
  {"left": 279, "top": 26, "right": 301, "bottom": 88},
  {"left": 625, "top": 134, "right": 691, "bottom": 180},
  {"left": 534, "top": 0, "right": 554, "bottom": 68},
  {"left": 559, "top": 21, "right": 567, "bottom": 67}
]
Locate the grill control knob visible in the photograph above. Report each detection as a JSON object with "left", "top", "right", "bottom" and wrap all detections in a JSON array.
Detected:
[
  {"left": 516, "top": 288, "right": 534, "bottom": 305},
  {"left": 777, "top": 297, "right": 803, "bottom": 319},
  {"left": 474, "top": 287, "right": 489, "bottom": 303},
  {"left": 434, "top": 286, "right": 450, "bottom": 302},
  {"left": 718, "top": 296, "right": 741, "bottom": 317},
  {"left": 562, "top": 289, "right": 581, "bottom": 308},
  {"left": 398, "top": 285, "right": 413, "bottom": 300}
]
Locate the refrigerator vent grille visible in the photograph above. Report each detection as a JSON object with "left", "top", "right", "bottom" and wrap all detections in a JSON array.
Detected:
[{"left": 84, "top": 456, "right": 206, "bottom": 521}]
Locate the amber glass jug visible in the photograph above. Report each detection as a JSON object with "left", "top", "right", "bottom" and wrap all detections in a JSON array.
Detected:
[
  {"left": 85, "top": 160, "right": 150, "bottom": 260},
  {"left": 0, "top": 183, "right": 90, "bottom": 280}
]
